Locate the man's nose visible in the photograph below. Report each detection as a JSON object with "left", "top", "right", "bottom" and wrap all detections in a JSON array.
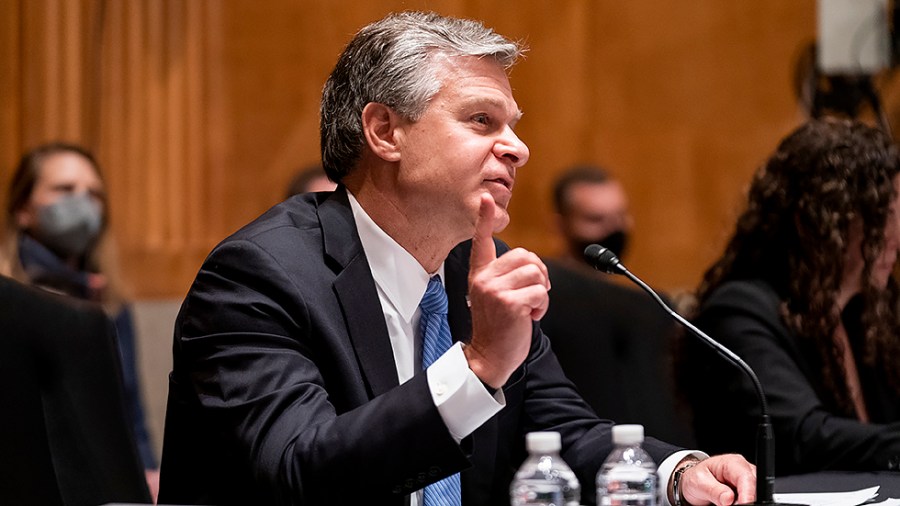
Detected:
[{"left": 495, "top": 126, "right": 530, "bottom": 168}]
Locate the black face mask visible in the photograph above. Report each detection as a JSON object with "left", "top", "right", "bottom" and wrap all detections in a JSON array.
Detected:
[
  {"left": 598, "top": 230, "right": 628, "bottom": 259},
  {"left": 573, "top": 229, "right": 629, "bottom": 264}
]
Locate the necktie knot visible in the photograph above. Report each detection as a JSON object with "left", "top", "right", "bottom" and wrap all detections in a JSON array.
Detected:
[{"left": 420, "top": 276, "right": 448, "bottom": 315}]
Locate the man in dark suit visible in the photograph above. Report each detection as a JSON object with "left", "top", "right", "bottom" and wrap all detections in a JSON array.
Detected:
[
  {"left": 541, "top": 165, "right": 695, "bottom": 446},
  {"left": 0, "top": 274, "right": 150, "bottom": 506},
  {"left": 158, "top": 11, "right": 755, "bottom": 506}
]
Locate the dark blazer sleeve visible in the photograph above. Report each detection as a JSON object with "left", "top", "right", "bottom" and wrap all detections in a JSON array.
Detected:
[
  {"left": 509, "top": 323, "right": 682, "bottom": 505},
  {"left": 161, "top": 236, "right": 469, "bottom": 505},
  {"left": 686, "top": 280, "right": 900, "bottom": 474}
]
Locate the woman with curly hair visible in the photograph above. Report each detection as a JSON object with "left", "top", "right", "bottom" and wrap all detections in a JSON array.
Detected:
[{"left": 680, "top": 118, "right": 900, "bottom": 474}]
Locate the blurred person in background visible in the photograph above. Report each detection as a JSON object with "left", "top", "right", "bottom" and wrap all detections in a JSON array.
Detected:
[
  {"left": 681, "top": 118, "right": 900, "bottom": 474},
  {"left": 541, "top": 164, "right": 693, "bottom": 446},
  {"left": 284, "top": 163, "right": 337, "bottom": 198},
  {"left": 0, "top": 273, "right": 152, "bottom": 506},
  {"left": 550, "top": 165, "right": 633, "bottom": 264},
  {"left": 0, "top": 142, "right": 160, "bottom": 500}
]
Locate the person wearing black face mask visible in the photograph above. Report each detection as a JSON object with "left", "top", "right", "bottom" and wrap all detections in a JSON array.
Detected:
[
  {"left": 540, "top": 164, "right": 696, "bottom": 447},
  {"left": 0, "top": 142, "right": 160, "bottom": 501},
  {"left": 552, "top": 165, "right": 633, "bottom": 263}
]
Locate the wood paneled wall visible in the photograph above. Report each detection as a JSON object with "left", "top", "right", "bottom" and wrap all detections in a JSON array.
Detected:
[
  {"left": 95, "top": 0, "right": 228, "bottom": 297},
  {"left": 4, "top": 0, "right": 889, "bottom": 298},
  {"left": 2, "top": 0, "right": 227, "bottom": 297}
]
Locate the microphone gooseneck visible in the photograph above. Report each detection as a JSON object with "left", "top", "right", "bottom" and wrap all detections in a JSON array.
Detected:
[{"left": 583, "top": 244, "right": 799, "bottom": 506}]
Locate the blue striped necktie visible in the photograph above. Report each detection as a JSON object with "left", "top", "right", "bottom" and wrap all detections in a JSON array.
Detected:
[{"left": 419, "top": 275, "right": 461, "bottom": 506}]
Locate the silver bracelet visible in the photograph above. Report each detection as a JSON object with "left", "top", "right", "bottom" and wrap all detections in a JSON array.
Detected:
[{"left": 673, "top": 460, "right": 700, "bottom": 506}]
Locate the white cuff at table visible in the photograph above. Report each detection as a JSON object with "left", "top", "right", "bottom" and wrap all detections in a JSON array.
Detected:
[{"left": 658, "top": 450, "right": 709, "bottom": 506}]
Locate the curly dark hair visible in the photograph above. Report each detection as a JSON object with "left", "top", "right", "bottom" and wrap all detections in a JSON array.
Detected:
[{"left": 694, "top": 118, "right": 900, "bottom": 416}]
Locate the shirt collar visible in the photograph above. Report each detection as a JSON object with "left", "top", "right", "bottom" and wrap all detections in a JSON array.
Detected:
[{"left": 347, "top": 191, "right": 445, "bottom": 323}]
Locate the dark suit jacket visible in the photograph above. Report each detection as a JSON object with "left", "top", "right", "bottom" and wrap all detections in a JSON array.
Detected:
[
  {"left": 0, "top": 275, "right": 151, "bottom": 506},
  {"left": 682, "top": 279, "right": 900, "bottom": 474},
  {"left": 541, "top": 260, "right": 695, "bottom": 447},
  {"left": 159, "top": 190, "right": 680, "bottom": 505}
]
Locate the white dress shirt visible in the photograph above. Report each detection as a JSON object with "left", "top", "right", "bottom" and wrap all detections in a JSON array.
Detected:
[
  {"left": 346, "top": 192, "right": 703, "bottom": 505},
  {"left": 348, "top": 193, "right": 503, "bottom": 505}
]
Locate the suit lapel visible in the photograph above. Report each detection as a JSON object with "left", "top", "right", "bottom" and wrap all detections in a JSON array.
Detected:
[{"left": 320, "top": 189, "right": 399, "bottom": 399}]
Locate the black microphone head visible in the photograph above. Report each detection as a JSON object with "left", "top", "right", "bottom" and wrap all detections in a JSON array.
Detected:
[{"left": 583, "top": 244, "right": 624, "bottom": 274}]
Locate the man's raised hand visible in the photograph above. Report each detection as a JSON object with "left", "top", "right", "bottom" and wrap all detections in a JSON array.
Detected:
[{"left": 465, "top": 193, "right": 551, "bottom": 388}]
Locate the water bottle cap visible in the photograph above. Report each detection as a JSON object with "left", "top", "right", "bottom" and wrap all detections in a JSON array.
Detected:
[
  {"left": 612, "top": 424, "right": 644, "bottom": 445},
  {"left": 526, "top": 431, "right": 562, "bottom": 453}
]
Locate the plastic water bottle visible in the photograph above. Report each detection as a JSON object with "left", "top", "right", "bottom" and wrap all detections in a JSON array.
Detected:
[
  {"left": 510, "top": 431, "right": 581, "bottom": 506},
  {"left": 596, "top": 424, "right": 658, "bottom": 506}
]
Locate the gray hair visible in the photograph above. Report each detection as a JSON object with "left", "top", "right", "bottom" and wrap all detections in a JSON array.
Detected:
[{"left": 320, "top": 11, "right": 523, "bottom": 182}]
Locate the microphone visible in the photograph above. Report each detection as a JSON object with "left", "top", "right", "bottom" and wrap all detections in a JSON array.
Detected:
[{"left": 583, "top": 244, "right": 802, "bottom": 506}]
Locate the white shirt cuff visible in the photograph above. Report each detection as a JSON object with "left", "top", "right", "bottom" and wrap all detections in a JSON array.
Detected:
[
  {"left": 658, "top": 450, "right": 708, "bottom": 506},
  {"left": 426, "top": 342, "right": 505, "bottom": 443}
]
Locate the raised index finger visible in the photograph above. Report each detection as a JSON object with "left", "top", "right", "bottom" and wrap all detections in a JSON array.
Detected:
[{"left": 470, "top": 193, "right": 498, "bottom": 271}]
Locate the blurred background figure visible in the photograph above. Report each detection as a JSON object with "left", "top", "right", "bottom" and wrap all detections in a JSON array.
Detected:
[
  {"left": 0, "top": 274, "right": 151, "bottom": 506},
  {"left": 540, "top": 164, "right": 694, "bottom": 446},
  {"left": 551, "top": 165, "right": 633, "bottom": 263},
  {"left": 0, "top": 142, "right": 160, "bottom": 500},
  {"left": 284, "top": 163, "right": 337, "bottom": 199},
  {"left": 682, "top": 118, "right": 900, "bottom": 474}
]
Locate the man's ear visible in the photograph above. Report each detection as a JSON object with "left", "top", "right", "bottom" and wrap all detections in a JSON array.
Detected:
[{"left": 361, "top": 102, "right": 403, "bottom": 162}]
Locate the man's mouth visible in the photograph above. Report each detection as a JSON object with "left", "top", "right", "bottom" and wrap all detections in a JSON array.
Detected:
[{"left": 485, "top": 177, "right": 513, "bottom": 191}]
